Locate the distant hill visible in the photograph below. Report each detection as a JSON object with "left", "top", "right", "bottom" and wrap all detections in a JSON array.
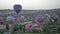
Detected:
[
  {"left": 0, "top": 8, "right": 60, "bottom": 23},
  {"left": 0, "top": 8, "right": 60, "bottom": 16}
]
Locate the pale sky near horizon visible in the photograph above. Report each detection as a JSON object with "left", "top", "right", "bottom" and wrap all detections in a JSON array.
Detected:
[{"left": 0, "top": 0, "right": 60, "bottom": 10}]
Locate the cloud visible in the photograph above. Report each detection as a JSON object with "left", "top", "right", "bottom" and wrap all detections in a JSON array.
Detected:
[{"left": 0, "top": 0, "right": 60, "bottom": 9}]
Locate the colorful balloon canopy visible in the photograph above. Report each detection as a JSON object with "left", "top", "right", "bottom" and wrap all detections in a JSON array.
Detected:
[
  {"left": 13, "top": 4, "right": 22, "bottom": 14},
  {"left": 35, "top": 16, "right": 44, "bottom": 23},
  {"left": 13, "top": 15, "right": 24, "bottom": 22},
  {"left": 13, "top": 15, "right": 18, "bottom": 19},
  {"left": 17, "top": 16, "right": 24, "bottom": 21},
  {"left": 25, "top": 23, "right": 33, "bottom": 30},
  {"left": 6, "top": 16, "right": 15, "bottom": 22}
]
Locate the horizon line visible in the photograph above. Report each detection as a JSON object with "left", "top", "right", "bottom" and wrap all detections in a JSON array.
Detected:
[{"left": 0, "top": 8, "right": 60, "bottom": 10}]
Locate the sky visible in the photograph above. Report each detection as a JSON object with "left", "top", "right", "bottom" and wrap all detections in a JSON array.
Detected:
[{"left": 0, "top": 0, "right": 60, "bottom": 10}]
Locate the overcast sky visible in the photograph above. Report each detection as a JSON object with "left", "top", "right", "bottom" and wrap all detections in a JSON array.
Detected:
[{"left": 0, "top": 0, "right": 60, "bottom": 10}]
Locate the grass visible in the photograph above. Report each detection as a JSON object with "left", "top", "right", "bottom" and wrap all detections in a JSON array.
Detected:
[
  {"left": 0, "top": 22, "right": 60, "bottom": 34},
  {"left": 12, "top": 32, "right": 60, "bottom": 34}
]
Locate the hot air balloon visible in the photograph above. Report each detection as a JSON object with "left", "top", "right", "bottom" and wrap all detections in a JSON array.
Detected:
[
  {"left": 13, "top": 15, "right": 18, "bottom": 19},
  {"left": 13, "top": 4, "right": 22, "bottom": 14},
  {"left": 25, "top": 23, "right": 33, "bottom": 32},
  {"left": 35, "top": 16, "right": 44, "bottom": 31},
  {"left": 6, "top": 16, "right": 15, "bottom": 22},
  {"left": 35, "top": 16, "right": 44, "bottom": 24}
]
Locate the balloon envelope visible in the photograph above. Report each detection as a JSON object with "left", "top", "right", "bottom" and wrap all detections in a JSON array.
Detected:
[
  {"left": 35, "top": 16, "right": 44, "bottom": 23},
  {"left": 13, "top": 15, "right": 18, "bottom": 19},
  {"left": 35, "top": 16, "right": 44, "bottom": 19},
  {"left": 13, "top": 4, "right": 22, "bottom": 14},
  {"left": 25, "top": 23, "right": 33, "bottom": 30},
  {"left": 6, "top": 16, "right": 15, "bottom": 22}
]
